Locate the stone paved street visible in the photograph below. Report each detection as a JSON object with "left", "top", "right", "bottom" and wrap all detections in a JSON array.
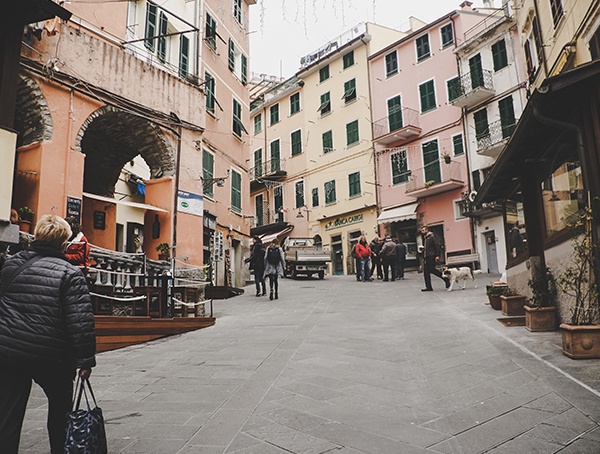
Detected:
[{"left": 21, "top": 273, "right": 600, "bottom": 453}]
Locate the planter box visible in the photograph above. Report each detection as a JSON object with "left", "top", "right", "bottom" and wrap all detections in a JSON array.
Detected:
[
  {"left": 501, "top": 295, "right": 526, "bottom": 316},
  {"left": 524, "top": 306, "right": 556, "bottom": 332},
  {"left": 488, "top": 295, "right": 502, "bottom": 310},
  {"left": 560, "top": 324, "right": 600, "bottom": 359}
]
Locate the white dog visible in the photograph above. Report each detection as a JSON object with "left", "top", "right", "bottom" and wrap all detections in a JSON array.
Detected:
[{"left": 442, "top": 266, "right": 483, "bottom": 291}]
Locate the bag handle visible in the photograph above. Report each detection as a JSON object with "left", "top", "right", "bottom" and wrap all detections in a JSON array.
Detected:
[{"left": 72, "top": 376, "right": 99, "bottom": 411}]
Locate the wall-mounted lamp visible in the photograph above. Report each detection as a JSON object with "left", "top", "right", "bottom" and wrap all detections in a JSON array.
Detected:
[{"left": 202, "top": 169, "right": 230, "bottom": 190}]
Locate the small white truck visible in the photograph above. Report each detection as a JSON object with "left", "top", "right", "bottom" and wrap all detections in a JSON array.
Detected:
[{"left": 283, "top": 237, "right": 331, "bottom": 279}]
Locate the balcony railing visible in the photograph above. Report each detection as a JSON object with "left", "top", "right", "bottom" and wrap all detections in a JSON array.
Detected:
[
  {"left": 450, "top": 69, "right": 495, "bottom": 108},
  {"left": 372, "top": 107, "right": 421, "bottom": 145},
  {"left": 476, "top": 119, "right": 516, "bottom": 158},
  {"left": 458, "top": 198, "right": 503, "bottom": 219},
  {"left": 255, "top": 209, "right": 286, "bottom": 228},
  {"left": 250, "top": 158, "right": 287, "bottom": 181},
  {"left": 406, "top": 160, "right": 464, "bottom": 198}
]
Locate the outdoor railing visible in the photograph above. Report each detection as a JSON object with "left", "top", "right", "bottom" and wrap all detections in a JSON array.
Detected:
[
  {"left": 450, "top": 69, "right": 494, "bottom": 99},
  {"left": 406, "top": 160, "right": 463, "bottom": 193},
  {"left": 250, "top": 158, "right": 286, "bottom": 180},
  {"left": 476, "top": 119, "right": 517, "bottom": 151},
  {"left": 372, "top": 107, "right": 420, "bottom": 140}
]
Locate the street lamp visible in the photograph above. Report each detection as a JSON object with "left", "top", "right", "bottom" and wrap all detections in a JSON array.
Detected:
[{"left": 202, "top": 170, "right": 229, "bottom": 191}]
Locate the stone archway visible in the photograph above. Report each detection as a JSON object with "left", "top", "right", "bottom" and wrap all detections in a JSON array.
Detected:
[
  {"left": 75, "top": 106, "right": 175, "bottom": 196},
  {"left": 14, "top": 73, "right": 53, "bottom": 148}
]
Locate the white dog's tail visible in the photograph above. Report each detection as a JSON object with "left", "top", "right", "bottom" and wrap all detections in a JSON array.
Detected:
[{"left": 473, "top": 270, "right": 483, "bottom": 275}]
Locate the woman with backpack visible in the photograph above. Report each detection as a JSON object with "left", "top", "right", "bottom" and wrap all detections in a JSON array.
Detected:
[{"left": 263, "top": 239, "right": 285, "bottom": 300}]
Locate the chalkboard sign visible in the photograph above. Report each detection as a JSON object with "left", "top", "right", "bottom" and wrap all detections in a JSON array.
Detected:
[
  {"left": 66, "top": 196, "right": 81, "bottom": 224},
  {"left": 93, "top": 211, "right": 106, "bottom": 230}
]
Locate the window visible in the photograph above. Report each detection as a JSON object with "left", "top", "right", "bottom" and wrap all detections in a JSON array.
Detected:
[
  {"left": 416, "top": 34, "right": 430, "bottom": 62},
  {"left": 205, "top": 72, "right": 215, "bottom": 114},
  {"left": 452, "top": 134, "right": 464, "bottom": 156},
  {"left": 291, "top": 129, "right": 302, "bottom": 156},
  {"left": 492, "top": 39, "right": 508, "bottom": 71},
  {"left": 233, "top": 0, "right": 242, "bottom": 24},
  {"left": 469, "top": 53, "right": 484, "bottom": 89},
  {"left": 499, "top": 96, "right": 516, "bottom": 139},
  {"left": 590, "top": 27, "right": 600, "bottom": 60},
  {"left": 241, "top": 54, "right": 247, "bottom": 85},
  {"left": 205, "top": 13, "right": 217, "bottom": 51},
  {"left": 290, "top": 92, "right": 300, "bottom": 115},
  {"left": 542, "top": 162, "right": 584, "bottom": 237},
  {"left": 319, "top": 92, "right": 331, "bottom": 116},
  {"left": 231, "top": 169, "right": 242, "bottom": 213},
  {"left": 179, "top": 35, "right": 189, "bottom": 78},
  {"left": 455, "top": 200, "right": 467, "bottom": 219},
  {"left": 228, "top": 39, "right": 235, "bottom": 71},
  {"left": 348, "top": 172, "right": 361, "bottom": 197},
  {"left": 274, "top": 185, "right": 283, "bottom": 214},
  {"left": 447, "top": 77, "right": 461, "bottom": 102},
  {"left": 255, "top": 193, "right": 264, "bottom": 227},
  {"left": 157, "top": 12, "right": 168, "bottom": 62},
  {"left": 202, "top": 149, "right": 214, "bottom": 198},
  {"left": 319, "top": 65, "right": 330, "bottom": 82},
  {"left": 505, "top": 196, "right": 528, "bottom": 259},
  {"left": 270, "top": 104, "right": 279, "bottom": 125},
  {"left": 343, "top": 51, "right": 354, "bottom": 69},
  {"left": 312, "top": 188, "right": 319, "bottom": 207},
  {"left": 387, "top": 95, "right": 403, "bottom": 132},
  {"left": 441, "top": 23, "right": 454, "bottom": 48},
  {"left": 550, "top": 0, "right": 564, "bottom": 27},
  {"left": 270, "top": 140, "right": 281, "bottom": 172},
  {"left": 472, "top": 170, "right": 481, "bottom": 191},
  {"left": 253, "top": 113, "right": 262, "bottom": 134},
  {"left": 346, "top": 120, "right": 359, "bottom": 146},
  {"left": 253, "top": 149, "right": 262, "bottom": 179},
  {"left": 144, "top": 2, "right": 157, "bottom": 51},
  {"left": 385, "top": 51, "right": 398, "bottom": 77},
  {"left": 322, "top": 130, "right": 333, "bottom": 154},
  {"left": 474, "top": 108, "right": 489, "bottom": 142},
  {"left": 343, "top": 79, "right": 356, "bottom": 103},
  {"left": 422, "top": 139, "right": 441, "bottom": 184},
  {"left": 391, "top": 150, "right": 410, "bottom": 184},
  {"left": 232, "top": 99, "right": 247, "bottom": 137},
  {"left": 295, "top": 180, "right": 304, "bottom": 208},
  {"left": 324, "top": 180, "right": 336, "bottom": 204},
  {"left": 419, "top": 80, "right": 436, "bottom": 113}
]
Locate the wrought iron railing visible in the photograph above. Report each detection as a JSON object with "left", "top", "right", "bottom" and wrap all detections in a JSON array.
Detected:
[
  {"left": 372, "top": 107, "right": 420, "bottom": 140},
  {"left": 450, "top": 69, "right": 494, "bottom": 100},
  {"left": 476, "top": 119, "right": 516, "bottom": 151},
  {"left": 406, "top": 160, "right": 463, "bottom": 193},
  {"left": 250, "top": 158, "right": 286, "bottom": 180}
]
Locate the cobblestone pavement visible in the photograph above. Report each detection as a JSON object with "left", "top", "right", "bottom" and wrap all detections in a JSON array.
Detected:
[{"left": 21, "top": 273, "right": 600, "bottom": 453}]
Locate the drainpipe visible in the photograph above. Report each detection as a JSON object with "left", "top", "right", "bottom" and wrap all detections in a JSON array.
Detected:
[{"left": 170, "top": 113, "right": 183, "bottom": 267}]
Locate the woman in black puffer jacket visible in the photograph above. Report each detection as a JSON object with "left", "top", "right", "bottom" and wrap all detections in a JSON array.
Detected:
[{"left": 0, "top": 215, "right": 96, "bottom": 454}]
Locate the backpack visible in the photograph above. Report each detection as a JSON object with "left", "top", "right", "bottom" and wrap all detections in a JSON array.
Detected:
[
  {"left": 351, "top": 244, "right": 358, "bottom": 259},
  {"left": 266, "top": 246, "right": 280, "bottom": 265}
]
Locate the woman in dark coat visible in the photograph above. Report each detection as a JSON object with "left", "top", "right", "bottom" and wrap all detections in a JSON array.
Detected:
[
  {"left": 0, "top": 215, "right": 96, "bottom": 454},
  {"left": 246, "top": 236, "right": 266, "bottom": 296}
]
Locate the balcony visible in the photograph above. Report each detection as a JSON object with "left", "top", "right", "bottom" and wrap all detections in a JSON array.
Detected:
[
  {"left": 450, "top": 69, "right": 495, "bottom": 108},
  {"left": 250, "top": 158, "right": 287, "bottom": 190},
  {"left": 373, "top": 107, "right": 421, "bottom": 145},
  {"left": 406, "top": 161, "right": 464, "bottom": 198},
  {"left": 476, "top": 120, "right": 516, "bottom": 158},
  {"left": 458, "top": 198, "right": 503, "bottom": 220}
]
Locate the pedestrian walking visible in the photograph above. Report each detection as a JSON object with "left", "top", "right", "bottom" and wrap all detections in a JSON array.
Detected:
[
  {"left": 355, "top": 235, "right": 372, "bottom": 282},
  {"left": 0, "top": 215, "right": 96, "bottom": 454},
  {"left": 64, "top": 217, "right": 91, "bottom": 268},
  {"left": 395, "top": 239, "right": 407, "bottom": 280},
  {"left": 420, "top": 225, "right": 450, "bottom": 292},
  {"left": 379, "top": 236, "right": 397, "bottom": 281},
  {"left": 263, "top": 239, "right": 286, "bottom": 300},
  {"left": 245, "top": 236, "right": 266, "bottom": 296},
  {"left": 351, "top": 242, "right": 361, "bottom": 281},
  {"left": 369, "top": 236, "right": 383, "bottom": 279}
]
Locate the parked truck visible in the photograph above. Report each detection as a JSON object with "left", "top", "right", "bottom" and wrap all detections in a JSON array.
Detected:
[{"left": 283, "top": 237, "right": 331, "bottom": 279}]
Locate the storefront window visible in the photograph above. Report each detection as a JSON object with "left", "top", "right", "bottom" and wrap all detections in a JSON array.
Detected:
[
  {"left": 505, "top": 195, "right": 527, "bottom": 259},
  {"left": 541, "top": 161, "right": 584, "bottom": 237}
]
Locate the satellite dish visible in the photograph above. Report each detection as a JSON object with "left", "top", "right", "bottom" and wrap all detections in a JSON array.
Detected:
[{"left": 468, "top": 190, "right": 478, "bottom": 203}]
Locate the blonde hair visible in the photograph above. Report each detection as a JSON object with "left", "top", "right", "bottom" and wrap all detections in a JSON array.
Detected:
[{"left": 34, "top": 215, "right": 72, "bottom": 249}]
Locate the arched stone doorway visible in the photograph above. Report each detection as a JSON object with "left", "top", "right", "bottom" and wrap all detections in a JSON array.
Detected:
[{"left": 14, "top": 73, "right": 53, "bottom": 148}]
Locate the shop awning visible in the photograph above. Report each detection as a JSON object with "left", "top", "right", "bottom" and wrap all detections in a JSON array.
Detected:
[
  {"left": 83, "top": 192, "right": 168, "bottom": 213},
  {"left": 259, "top": 226, "right": 294, "bottom": 244},
  {"left": 377, "top": 202, "right": 419, "bottom": 224}
]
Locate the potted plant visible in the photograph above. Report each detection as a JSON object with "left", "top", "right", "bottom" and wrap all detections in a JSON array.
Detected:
[
  {"left": 442, "top": 153, "right": 452, "bottom": 164},
  {"left": 500, "top": 287, "right": 527, "bottom": 316},
  {"left": 557, "top": 207, "right": 600, "bottom": 359},
  {"left": 524, "top": 266, "right": 557, "bottom": 332},
  {"left": 17, "top": 206, "right": 35, "bottom": 233},
  {"left": 486, "top": 284, "right": 507, "bottom": 310},
  {"left": 156, "top": 242, "right": 171, "bottom": 261}
]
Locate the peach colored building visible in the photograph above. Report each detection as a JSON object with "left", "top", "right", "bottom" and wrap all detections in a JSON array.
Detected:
[{"left": 370, "top": 2, "right": 491, "bottom": 268}]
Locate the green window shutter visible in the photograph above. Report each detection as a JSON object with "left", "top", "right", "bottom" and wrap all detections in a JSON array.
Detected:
[
  {"left": 474, "top": 109, "right": 489, "bottom": 140},
  {"left": 270, "top": 104, "right": 279, "bottom": 125},
  {"left": 253, "top": 113, "right": 262, "bottom": 134},
  {"left": 270, "top": 140, "right": 280, "bottom": 172},
  {"left": 441, "top": 23, "right": 454, "bottom": 48},
  {"left": 241, "top": 54, "right": 247, "bottom": 85},
  {"left": 291, "top": 130, "right": 302, "bottom": 156},
  {"left": 387, "top": 95, "right": 403, "bottom": 132},
  {"left": 319, "top": 65, "right": 329, "bottom": 82},
  {"left": 343, "top": 51, "right": 354, "bottom": 69},
  {"left": 312, "top": 188, "right": 319, "bottom": 207},
  {"left": 228, "top": 39, "right": 235, "bottom": 71},
  {"left": 419, "top": 80, "right": 436, "bottom": 113},
  {"left": 346, "top": 120, "right": 359, "bottom": 146},
  {"left": 322, "top": 130, "right": 333, "bottom": 153},
  {"left": 348, "top": 172, "right": 361, "bottom": 197},
  {"left": 232, "top": 99, "right": 247, "bottom": 136},
  {"left": 179, "top": 35, "right": 189, "bottom": 78},
  {"left": 205, "top": 13, "right": 216, "bottom": 51},
  {"left": 157, "top": 12, "right": 168, "bottom": 62},
  {"left": 290, "top": 92, "right": 300, "bottom": 115},
  {"left": 416, "top": 34, "right": 430, "bottom": 61},
  {"left": 233, "top": 0, "right": 242, "bottom": 23},
  {"left": 469, "top": 53, "right": 484, "bottom": 88},
  {"left": 492, "top": 39, "right": 508, "bottom": 71},
  {"left": 144, "top": 3, "right": 157, "bottom": 51},
  {"left": 319, "top": 92, "right": 331, "bottom": 115},
  {"left": 325, "top": 180, "right": 336, "bottom": 204},
  {"left": 205, "top": 72, "right": 215, "bottom": 113},
  {"left": 254, "top": 149, "right": 262, "bottom": 178},
  {"left": 447, "top": 77, "right": 461, "bottom": 102},
  {"left": 231, "top": 170, "right": 242, "bottom": 213},
  {"left": 422, "top": 140, "right": 441, "bottom": 184},
  {"left": 472, "top": 170, "right": 481, "bottom": 191},
  {"left": 391, "top": 151, "right": 409, "bottom": 184},
  {"left": 453, "top": 134, "right": 464, "bottom": 155},
  {"left": 499, "top": 96, "right": 516, "bottom": 138},
  {"left": 343, "top": 79, "right": 356, "bottom": 103},
  {"left": 295, "top": 180, "right": 304, "bottom": 208},
  {"left": 202, "top": 149, "right": 214, "bottom": 197},
  {"left": 255, "top": 193, "right": 264, "bottom": 226},
  {"left": 385, "top": 52, "right": 398, "bottom": 77}
]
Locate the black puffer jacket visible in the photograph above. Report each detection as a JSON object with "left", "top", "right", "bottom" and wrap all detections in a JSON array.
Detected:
[{"left": 0, "top": 241, "right": 96, "bottom": 372}]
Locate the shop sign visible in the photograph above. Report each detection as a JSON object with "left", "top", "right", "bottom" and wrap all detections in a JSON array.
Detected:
[
  {"left": 324, "top": 213, "right": 363, "bottom": 231},
  {"left": 177, "top": 190, "right": 203, "bottom": 217},
  {"left": 66, "top": 196, "right": 82, "bottom": 224}
]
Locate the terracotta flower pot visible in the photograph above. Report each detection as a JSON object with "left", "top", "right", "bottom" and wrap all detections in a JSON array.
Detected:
[
  {"left": 524, "top": 306, "right": 556, "bottom": 332},
  {"left": 560, "top": 324, "right": 600, "bottom": 359},
  {"left": 500, "top": 295, "right": 526, "bottom": 316},
  {"left": 18, "top": 220, "right": 32, "bottom": 233},
  {"left": 488, "top": 295, "right": 502, "bottom": 310}
]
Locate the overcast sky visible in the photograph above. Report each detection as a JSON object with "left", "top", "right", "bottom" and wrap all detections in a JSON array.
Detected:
[{"left": 249, "top": 1, "right": 496, "bottom": 78}]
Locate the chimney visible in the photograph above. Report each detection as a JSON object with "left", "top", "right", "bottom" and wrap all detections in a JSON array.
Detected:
[{"left": 460, "top": 1, "right": 473, "bottom": 10}]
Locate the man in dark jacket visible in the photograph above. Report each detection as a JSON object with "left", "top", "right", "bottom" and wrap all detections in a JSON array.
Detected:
[
  {"left": 395, "top": 239, "right": 407, "bottom": 280},
  {"left": 246, "top": 236, "right": 266, "bottom": 296},
  {"left": 369, "top": 236, "right": 383, "bottom": 279},
  {"left": 379, "top": 236, "right": 397, "bottom": 281},
  {"left": 0, "top": 215, "right": 96, "bottom": 454},
  {"left": 420, "top": 226, "right": 450, "bottom": 291}
]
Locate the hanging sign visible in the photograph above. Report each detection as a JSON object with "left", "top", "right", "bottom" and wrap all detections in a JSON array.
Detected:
[{"left": 177, "top": 190, "right": 203, "bottom": 217}]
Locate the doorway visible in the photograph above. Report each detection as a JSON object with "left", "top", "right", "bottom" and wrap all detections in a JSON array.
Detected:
[
  {"left": 331, "top": 234, "right": 344, "bottom": 275},
  {"left": 484, "top": 231, "right": 499, "bottom": 273}
]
